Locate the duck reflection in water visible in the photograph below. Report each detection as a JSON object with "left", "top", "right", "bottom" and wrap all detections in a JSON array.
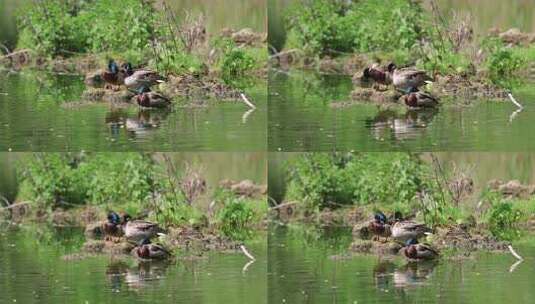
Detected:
[
  {"left": 106, "top": 259, "right": 170, "bottom": 291},
  {"left": 393, "top": 261, "right": 437, "bottom": 288},
  {"left": 366, "top": 108, "right": 438, "bottom": 141},
  {"left": 373, "top": 260, "right": 437, "bottom": 291},
  {"left": 106, "top": 108, "right": 171, "bottom": 139}
]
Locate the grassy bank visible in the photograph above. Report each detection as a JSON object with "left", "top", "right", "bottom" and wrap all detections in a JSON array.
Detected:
[
  {"left": 1, "top": 153, "right": 267, "bottom": 246},
  {"left": 273, "top": 153, "right": 535, "bottom": 243}
]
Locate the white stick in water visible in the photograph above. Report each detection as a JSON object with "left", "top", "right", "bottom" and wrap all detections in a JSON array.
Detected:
[
  {"left": 240, "top": 93, "right": 256, "bottom": 109},
  {"left": 242, "top": 259, "right": 255, "bottom": 274},
  {"left": 509, "top": 259, "right": 523, "bottom": 273},
  {"left": 508, "top": 245, "right": 524, "bottom": 261},
  {"left": 507, "top": 93, "right": 523, "bottom": 109},
  {"left": 240, "top": 245, "right": 256, "bottom": 261}
]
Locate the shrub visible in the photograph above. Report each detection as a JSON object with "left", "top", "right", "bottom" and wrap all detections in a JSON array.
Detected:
[
  {"left": 17, "top": 0, "right": 88, "bottom": 56},
  {"left": 215, "top": 189, "right": 256, "bottom": 241},
  {"left": 286, "top": 0, "right": 428, "bottom": 56},
  {"left": 483, "top": 38, "right": 524, "bottom": 86},
  {"left": 83, "top": 153, "right": 156, "bottom": 206},
  {"left": 215, "top": 38, "right": 256, "bottom": 79},
  {"left": 18, "top": 153, "right": 88, "bottom": 208},
  {"left": 17, "top": 0, "right": 157, "bottom": 57},
  {"left": 489, "top": 201, "right": 522, "bottom": 240},
  {"left": 285, "top": 153, "right": 432, "bottom": 209},
  {"left": 485, "top": 196, "right": 523, "bottom": 241},
  {"left": 18, "top": 153, "right": 157, "bottom": 209}
]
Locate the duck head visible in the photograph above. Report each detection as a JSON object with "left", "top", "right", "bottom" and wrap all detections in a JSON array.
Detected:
[
  {"left": 108, "top": 59, "right": 119, "bottom": 74},
  {"left": 138, "top": 238, "right": 151, "bottom": 246},
  {"left": 363, "top": 67, "right": 371, "bottom": 78},
  {"left": 122, "top": 214, "right": 132, "bottom": 223},
  {"left": 137, "top": 85, "right": 151, "bottom": 95},
  {"left": 122, "top": 62, "right": 134, "bottom": 76},
  {"left": 374, "top": 211, "right": 387, "bottom": 223},
  {"left": 137, "top": 242, "right": 151, "bottom": 258},
  {"left": 387, "top": 62, "right": 397, "bottom": 73},
  {"left": 393, "top": 211, "right": 403, "bottom": 222},
  {"left": 404, "top": 87, "right": 419, "bottom": 107},
  {"left": 405, "top": 238, "right": 418, "bottom": 246},
  {"left": 107, "top": 211, "right": 121, "bottom": 225}
]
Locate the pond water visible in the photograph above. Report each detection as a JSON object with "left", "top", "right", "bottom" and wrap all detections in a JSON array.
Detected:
[
  {"left": 0, "top": 226, "right": 267, "bottom": 304},
  {"left": 0, "top": 72, "right": 266, "bottom": 151},
  {"left": 268, "top": 71, "right": 535, "bottom": 151},
  {"left": 268, "top": 226, "right": 535, "bottom": 304}
]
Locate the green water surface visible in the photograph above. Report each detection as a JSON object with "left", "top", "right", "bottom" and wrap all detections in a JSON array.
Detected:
[
  {"left": 268, "top": 226, "right": 535, "bottom": 304},
  {"left": 0, "top": 226, "right": 267, "bottom": 304},
  {"left": 0, "top": 72, "right": 267, "bottom": 151},
  {"left": 268, "top": 71, "right": 535, "bottom": 151}
]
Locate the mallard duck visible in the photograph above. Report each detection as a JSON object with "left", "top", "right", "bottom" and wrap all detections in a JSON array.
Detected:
[
  {"left": 102, "top": 211, "right": 124, "bottom": 240},
  {"left": 134, "top": 238, "right": 171, "bottom": 260},
  {"left": 363, "top": 67, "right": 392, "bottom": 85},
  {"left": 368, "top": 211, "right": 392, "bottom": 241},
  {"left": 135, "top": 86, "right": 171, "bottom": 109},
  {"left": 387, "top": 63, "right": 432, "bottom": 92},
  {"left": 404, "top": 87, "right": 439, "bottom": 108},
  {"left": 123, "top": 63, "right": 165, "bottom": 90},
  {"left": 100, "top": 59, "right": 127, "bottom": 89},
  {"left": 391, "top": 220, "right": 432, "bottom": 243},
  {"left": 123, "top": 215, "right": 163, "bottom": 243},
  {"left": 401, "top": 239, "right": 439, "bottom": 261}
]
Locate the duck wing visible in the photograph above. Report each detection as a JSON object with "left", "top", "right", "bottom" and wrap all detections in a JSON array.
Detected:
[
  {"left": 399, "top": 68, "right": 432, "bottom": 81},
  {"left": 149, "top": 92, "right": 170, "bottom": 102},
  {"left": 416, "top": 92, "right": 439, "bottom": 106},
  {"left": 418, "top": 243, "right": 439, "bottom": 256},
  {"left": 153, "top": 243, "right": 172, "bottom": 255},
  {"left": 131, "top": 220, "right": 159, "bottom": 231},
  {"left": 400, "top": 221, "right": 429, "bottom": 232},
  {"left": 134, "top": 70, "right": 164, "bottom": 82}
]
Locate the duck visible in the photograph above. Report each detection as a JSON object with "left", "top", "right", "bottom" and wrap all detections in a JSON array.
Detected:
[
  {"left": 123, "top": 215, "right": 164, "bottom": 243},
  {"left": 368, "top": 211, "right": 392, "bottom": 241},
  {"left": 102, "top": 211, "right": 125, "bottom": 240},
  {"left": 362, "top": 66, "right": 392, "bottom": 86},
  {"left": 134, "top": 238, "right": 171, "bottom": 260},
  {"left": 391, "top": 220, "right": 432, "bottom": 243},
  {"left": 123, "top": 63, "right": 165, "bottom": 90},
  {"left": 403, "top": 87, "right": 439, "bottom": 108},
  {"left": 387, "top": 63, "right": 433, "bottom": 92},
  {"left": 134, "top": 86, "right": 171, "bottom": 109},
  {"left": 401, "top": 239, "right": 439, "bottom": 262},
  {"left": 100, "top": 59, "right": 127, "bottom": 89}
]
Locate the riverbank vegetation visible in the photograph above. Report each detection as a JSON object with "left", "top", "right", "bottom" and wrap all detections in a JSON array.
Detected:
[
  {"left": 1, "top": 0, "right": 266, "bottom": 89},
  {"left": 0, "top": 153, "right": 267, "bottom": 250},
  {"left": 273, "top": 153, "right": 535, "bottom": 246},
  {"left": 271, "top": 0, "right": 535, "bottom": 99}
]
